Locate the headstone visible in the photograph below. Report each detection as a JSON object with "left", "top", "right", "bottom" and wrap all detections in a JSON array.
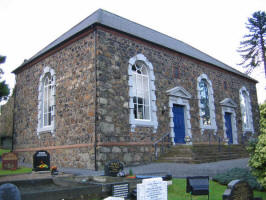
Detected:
[
  {"left": 0, "top": 183, "right": 21, "bottom": 200},
  {"left": 104, "top": 197, "right": 124, "bottom": 200},
  {"left": 223, "top": 180, "right": 253, "bottom": 200},
  {"left": 33, "top": 150, "right": 50, "bottom": 171},
  {"left": 112, "top": 183, "right": 129, "bottom": 198},
  {"left": 137, "top": 177, "right": 167, "bottom": 200},
  {"left": 104, "top": 160, "right": 124, "bottom": 177},
  {"left": 2, "top": 152, "right": 18, "bottom": 170}
]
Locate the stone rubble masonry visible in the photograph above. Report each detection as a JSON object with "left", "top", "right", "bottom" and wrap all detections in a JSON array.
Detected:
[
  {"left": 94, "top": 26, "right": 259, "bottom": 169},
  {"left": 13, "top": 32, "right": 96, "bottom": 169},
  {"left": 13, "top": 25, "right": 259, "bottom": 170}
]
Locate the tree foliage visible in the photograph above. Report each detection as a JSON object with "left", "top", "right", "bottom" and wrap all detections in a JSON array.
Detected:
[
  {"left": 247, "top": 102, "right": 266, "bottom": 189},
  {"left": 0, "top": 55, "right": 10, "bottom": 102},
  {"left": 238, "top": 11, "right": 266, "bottom": 77},
  {"left": 260, "top": 102, "right": 266, "bottom": 135}
]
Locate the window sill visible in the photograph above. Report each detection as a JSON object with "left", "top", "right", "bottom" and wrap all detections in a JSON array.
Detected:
[
  {"left": 38, "top": 126, "right": 52, "bottom": 133},
  {"left": 243, "top": 128, "right": 254, "bottom": 134},
  {"left": 37, "top": 126, "right": 55, "bottom": 137},
  {"left": 133, "top": 119, "right": 155, "bottom": 127},
  {"left": 200, "top": 124, "right": 217, "bottom": 135},
  {"left": 130, "top": 119, "right": 158, "bottom": 133},
  {"left": 201, "top": 125, "right": 216, "bottom": 130}
]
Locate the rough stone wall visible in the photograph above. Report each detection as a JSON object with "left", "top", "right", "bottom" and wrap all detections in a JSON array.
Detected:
[
  {"left": 13, "top": 32, "right": 96, "bottom": 169},
  {"left": 95, "top": 27, "right": 259, "bottom": 168},
  {"left": 13, "top": 25, "right": 259, "bottom": 170}
]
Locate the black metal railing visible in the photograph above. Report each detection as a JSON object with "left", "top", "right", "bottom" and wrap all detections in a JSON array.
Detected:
[{"left": 153, "top": 132, "right": 171, "bottom": 160}]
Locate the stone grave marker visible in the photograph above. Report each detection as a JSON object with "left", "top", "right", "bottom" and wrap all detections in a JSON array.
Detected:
[
  {"left": 104, "top": 160, "right": 124, "bottom": 177},
  {"left": 137, "top": 177, "right": 167, "bottom": 200},
  {"left": 0, "top": 183, "right": 21, "bottom": 200},
  {"left": 223, "top": 179, "right": 253, "bottom": 200},
  {"left": 33, "top": 150, "right": 50, "bottom": 171},
  {"left": 2, "top": 152, "right": 18, "bottom": 170},
  {"left": 112, "top": 183, "right": 129, "bottom": 198},
  {"left": 104, "top": 197, "right": 124, "bottom": 200}
]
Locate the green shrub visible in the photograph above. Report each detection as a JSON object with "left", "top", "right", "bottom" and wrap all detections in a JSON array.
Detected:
[
  {"left": 213, "top": 168, "right": 264, "bottom": 191},
  {"left": 248, "top": 134, "right": 266, "bottom": 189},
  {"left": 259, "top": 103, "right": 266, "bottom": 135}
]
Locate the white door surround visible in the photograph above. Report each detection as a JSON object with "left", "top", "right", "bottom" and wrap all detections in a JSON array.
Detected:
[
  {"left": 220, "top": 98, "right": 238, "bottom": 144},
  {"left": 166, "top": 86, "right": 192, "bottom": 145}
]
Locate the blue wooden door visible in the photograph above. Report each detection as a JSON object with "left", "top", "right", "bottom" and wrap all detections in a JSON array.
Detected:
[
  {"left": 173, "top": 105, "right": 186, "bottom": 144},
  {"left": 224, "top": 112, "right": 233, "bottom": 144}
]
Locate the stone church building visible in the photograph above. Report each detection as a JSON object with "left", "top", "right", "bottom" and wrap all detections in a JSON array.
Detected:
[{"left": 12, "top": 9, "right": 259, "bottom": 169}]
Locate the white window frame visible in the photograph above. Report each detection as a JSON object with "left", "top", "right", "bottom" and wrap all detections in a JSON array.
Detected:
[
  {"left": 132, "top": 63, "right": 151, "bottom": 120},
  {"left": 197, "top": 74, "right": 217, "bottom": 134},
  {"left": 37, "top": 66, "right": 56, "bottom": 137},
  {"left": 239, "top": 86, "right": 254, "bottom": 134},
  {"left": 128, "top": 54, "right": 158, "bottom": 133}
]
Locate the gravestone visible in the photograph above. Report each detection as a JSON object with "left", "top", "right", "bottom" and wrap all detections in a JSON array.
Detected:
[
  {"left": 0, "top": 183, "right": 21, "bottom": 200},
  {"left": 33, "top": 150, "right": 50, "bottom": 171},
  {"left": 112, "top": 183, "right": 129, "bottom": 198},
  {"left": 137, "top": 177, "right": 167, "bottom": 200},
  {"left": 2, "top": 152, "right": 18, "bottom": 170},
  {"left": 223, "top": 180, "right": 253, "bottom": 200},
  {"left": 104, "top": 197, "right": 124, "bottom": 200},
  {"left": 104, "top": 160, "right": 124, "bottom": 177}
]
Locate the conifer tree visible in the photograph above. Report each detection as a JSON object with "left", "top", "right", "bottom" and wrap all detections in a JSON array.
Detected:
[
  {"left": 0, "top": 55, "right": 10, "bottom": 102},
  {"left": 238, "top": 11, "right": 266, "bottom": 77}
]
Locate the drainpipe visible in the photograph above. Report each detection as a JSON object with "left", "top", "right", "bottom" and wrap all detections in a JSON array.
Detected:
[
  {"left": 11, "top": 87, "right": 16, "bottom": 152},
  {"left": 94, "top": 25, "right": 98, "bottom": 171}
]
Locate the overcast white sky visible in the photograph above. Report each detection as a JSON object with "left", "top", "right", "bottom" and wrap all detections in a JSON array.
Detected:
[{"left": 0, "top": 0, "right": 265, "bottom": 104}]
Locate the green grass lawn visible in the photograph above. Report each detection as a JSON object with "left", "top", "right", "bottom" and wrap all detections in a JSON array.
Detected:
[
  {"left": 168, "top": 178, "right": 266, "bottom": 200},
  {"left": 0, "top": 149, "right": 32, "bottom": 176},
  {"left": 0, "top": 163, "right": 32, "bottom": 176},
  {"left": 0, "top": 149, "right": 10, "bottom": 156}
]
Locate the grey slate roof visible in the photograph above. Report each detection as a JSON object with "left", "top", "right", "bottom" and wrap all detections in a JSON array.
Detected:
[{"left": 14, "top": 9, "right": 257, "bottom": 82}]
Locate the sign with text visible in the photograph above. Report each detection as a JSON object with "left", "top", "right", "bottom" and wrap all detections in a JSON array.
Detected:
[
  {"left": 2, "top": 152, "right": 18, "bottom": 170},
  {"left": 33, "top": 150, "right": 50, "bottom": 171},
  {"left": 137, "top": 177, "right": 167, "bottom": 200},
  {"left": 112, "top": 183, "right": 129, "bottom": 198},
  {"left": 104, "top": 160, "right": 124, "bottom": 177}
]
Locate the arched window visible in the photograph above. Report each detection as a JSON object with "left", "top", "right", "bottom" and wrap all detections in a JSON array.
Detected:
[
  {"left": 132, "top": 61, "right": 150, "bottom": 120},
  {"left": 239, "top": 86, "right": 254, "bottom": 134},
  {"left": 199, "top": 79, "right": 210, "bottom": 125},
  {"left": 128, "top": 54, "right": 158, "bottom": 133},
  {"left": 43, "top": 74, "right": 52, "bottom": 127},
  {"left": 37, "top": 67, "right": 56, "bottom": 137},
  {"left": 197, "top": 74, "right": 217, "bottom": 134}
]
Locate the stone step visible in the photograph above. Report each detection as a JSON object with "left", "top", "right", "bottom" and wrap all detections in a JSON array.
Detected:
[
  {"left": 156, "top": 144, "right": 249, "bottom": 164},
  {"left": 156, "top": 157, "right": 194, "bottom": 163}
]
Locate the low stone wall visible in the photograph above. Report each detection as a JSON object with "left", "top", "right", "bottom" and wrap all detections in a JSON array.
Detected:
[{"left": 16, "top": 145, "right": 95, "bottom": 169}]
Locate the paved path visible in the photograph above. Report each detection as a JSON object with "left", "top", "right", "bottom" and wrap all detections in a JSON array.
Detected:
[{"left": 60, "top": 158, "right": 249, "bottom": 178}]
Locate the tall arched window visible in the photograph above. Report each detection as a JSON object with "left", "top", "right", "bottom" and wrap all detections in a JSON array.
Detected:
[
  {"left": 239, "top": 86, "right": 254, "bottom": 134},
  {"left": 199, "top": 79, "right": 210, "bottom": 125},
  {"left": 132, "top": 61, "right": 150, "bottom": 120},
  {"left": 43, "top": 74, "right": 52, "bottom": 127},
  {"left": 37, "top": 66, "right": 56, "bottom": 137},
  {"left": 128, "top": 54, "right": 158, "bottom": 133},
  {"left": 197, "top": 74, "right": 217, "bottom": 134}
]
